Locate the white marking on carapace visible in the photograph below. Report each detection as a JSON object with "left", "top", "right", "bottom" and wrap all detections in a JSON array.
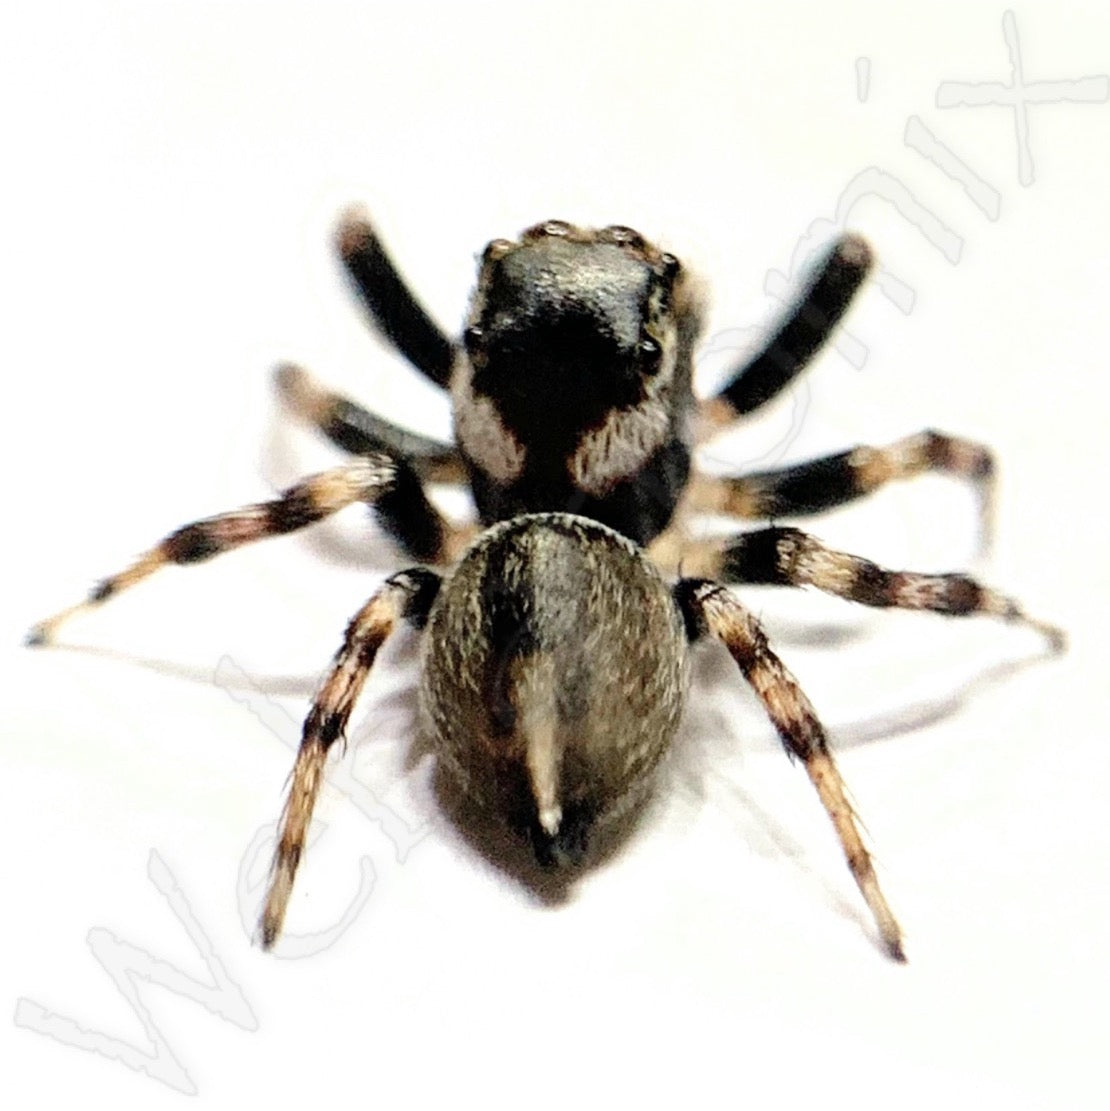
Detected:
[{"left": 451, "top": 358, "right": 527, "bottom": 483}]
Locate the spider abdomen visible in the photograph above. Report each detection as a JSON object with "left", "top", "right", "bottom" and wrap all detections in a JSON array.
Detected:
[{"left": 420, "top": 512, "right": 687, "bottom": 865}]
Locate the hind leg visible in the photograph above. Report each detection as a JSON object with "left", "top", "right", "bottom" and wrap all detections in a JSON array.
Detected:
[
  {"left": 674, "top": 578, "right": 905, "bottom": 960},
  {"left": 261, "top": 567, "right": 441, "bottom": 948}
]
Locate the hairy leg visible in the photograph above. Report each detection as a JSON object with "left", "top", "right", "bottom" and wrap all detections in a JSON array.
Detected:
[
  {"left": 276, "top": 363, "right": 467, "bottom": 483},
  {"left": 689, "top": 430, "right": 995, "bottom": 548},
  {"left": 260, "top": 568, "right": 441, "bottom": 948},
  {"left": 336, "top": 207, "right": 456, "bottom": 388},
  {"left": 699, "top": 234, "right": 872, "bottom": 438},
  {"left": 27, "top": 456, "right": 470, "bottom": 645},
  {"left": 679, "top": 525, "right": 1064, "bottom": 650},
  {"left": 674, "top": 578, "right": 905, "bottom": 960}
]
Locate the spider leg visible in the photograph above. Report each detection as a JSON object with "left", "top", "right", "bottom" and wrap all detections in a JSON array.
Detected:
[
  {"left": 688, "top": 430, "right": 995, "bottom": 549},
  {"left": 336, "top": 207, "right": 456, "bottom": 389},
  {"left": 27, "top": 456, "right": 474, "bottom": 645},
  {"left": 275, "top": 363, "right": 467, "bottom": 484},
  {"left": 698, "top": 234, "right": 872, "bottom": 440},
  {"left": 260, "top": 567, "right": 441, "bottom": 949},
  {"left": 674, "top": 579, "right": 905, "bottom": 961},
  {"left": 679, "top": 525, "right": 1064, "bottom": 650}
]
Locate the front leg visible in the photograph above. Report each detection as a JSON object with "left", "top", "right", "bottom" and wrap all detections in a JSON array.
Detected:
[
  {"left": 336, "top": 208, "right": 457, "bottom": 389},
  {"left": 674, "top": 578, "right": 905, "bottom": 960},
  {"left": 698, "top": 234, "right": 872, "bottom": 438}
]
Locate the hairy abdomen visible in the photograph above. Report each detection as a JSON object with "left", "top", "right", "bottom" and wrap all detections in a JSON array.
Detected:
[{"left": 421, "top": 513, "right": 687, "bottom": 863}]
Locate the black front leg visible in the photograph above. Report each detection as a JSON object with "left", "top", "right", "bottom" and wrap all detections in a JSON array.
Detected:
[{"left": 336, "top": 208, "right": 457, "bottom": 389}]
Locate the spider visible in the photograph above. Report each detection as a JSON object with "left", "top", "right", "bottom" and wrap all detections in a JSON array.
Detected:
[{"left": 27, "top": 211, "right": 1063, "bottom": 961}]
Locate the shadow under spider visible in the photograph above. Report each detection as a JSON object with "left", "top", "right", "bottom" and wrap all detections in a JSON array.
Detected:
[
  {"left": 829, "top": 649, "right": 1057, "bottom": 750},
  {"left": 32, "top": 640, "right": 322, "bottom": 698}
]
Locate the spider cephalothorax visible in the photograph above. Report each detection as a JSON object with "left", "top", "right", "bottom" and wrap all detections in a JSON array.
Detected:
[
  {"left": 454, "top": 220, "right": 703, "bottom": 545},
  {"left": 28, "top": 206, "right": 1064, "bottom": 961}
]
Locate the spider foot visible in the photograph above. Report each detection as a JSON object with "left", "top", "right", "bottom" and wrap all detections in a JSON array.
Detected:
[{"left": 24, "top": 623, "right": 48, "bottom": 647}]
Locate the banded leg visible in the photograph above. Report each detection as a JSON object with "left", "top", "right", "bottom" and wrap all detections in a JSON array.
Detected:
[
  {"left": 689, "top": 430, "right": 996, "bottom": 545},
  {"left": 27, "top": 455, "right": 467, "bottom": 645},
  {"left": 260, "top": 568, "right": 441, "bottom": 948},
  {"left": 336, "top": 207, "right": 456, "bottom": 388},
  {"left": 686, "top": 525, "right": 1064, "bottom": 650},
  {"left": 699, "top": 234, "right": 872, "bottom": 438},
  {"left": 674, "top": 579, "right": 905, "bottom": 960},
  {"left": 275, "top": 363, "right": 467, "bottom": 484}
]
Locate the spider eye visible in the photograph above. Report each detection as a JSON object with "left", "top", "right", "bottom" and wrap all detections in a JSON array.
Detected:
[
  {"left": 464, "top": 324, "right": 485, "bottom": 352},
  {"left": 659, "top": 252, "right": 681, "bottom": 282},
  {"left": 521, "top": 219, "right": 574, "bottom": 241},
  {"left": 538, "top": 219, "right": 572, "bottom": 237},
  {"left": 600, "top": 225, "right": 646, "bottom": 250},
  {"left": 638, "top": 334, "right": 663, "bottom": 375},
  {"left": 481, "top": 239, "right": 514, "bottom": 266}
]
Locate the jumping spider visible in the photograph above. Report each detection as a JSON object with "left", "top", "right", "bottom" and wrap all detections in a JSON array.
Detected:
[{"left": 28, "top": 212, "right": 1064, "bottom": 961}]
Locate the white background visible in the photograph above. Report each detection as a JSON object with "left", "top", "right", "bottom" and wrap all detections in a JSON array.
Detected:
[{"left": 4, "top": 2, "right": 1109, "bottom": 1107}]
